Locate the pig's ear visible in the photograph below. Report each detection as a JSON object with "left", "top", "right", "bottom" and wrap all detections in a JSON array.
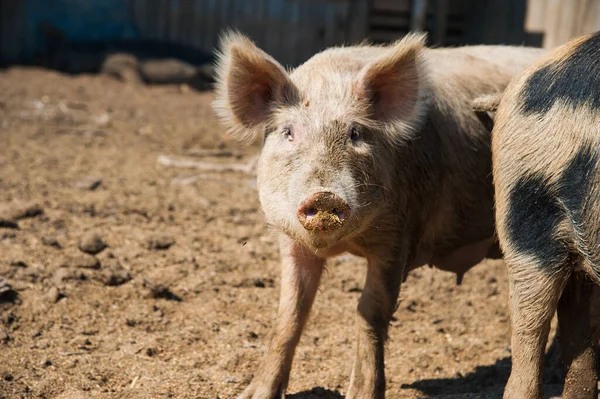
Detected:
[
  {"left": 472, "top": 93, "right": 501, "bottom": 132},
  {"left": 213, "top": 31, "right": 297, "bottom": 141},
  {"left": 355, "top": 33, "right": 429, "bottom": 128}
]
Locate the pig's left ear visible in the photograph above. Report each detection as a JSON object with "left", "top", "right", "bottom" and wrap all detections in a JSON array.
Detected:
[
  {"left": 212, "top": 31, "right": 297, "bottom": 142},
  {"left": 355, "top": 33, "right": 429, "bottom": 129}
]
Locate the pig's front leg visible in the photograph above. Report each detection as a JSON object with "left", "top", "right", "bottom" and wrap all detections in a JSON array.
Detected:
[
  {"left": 238, "top": 235, "right": 325, "bottom": 399},
  {"left": 347, "top": 252, "right": 406, "bottom": 399}
]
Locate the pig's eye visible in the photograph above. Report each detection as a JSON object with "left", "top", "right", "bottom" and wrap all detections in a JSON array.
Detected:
[
  {"left": 349, "top": 126, "right": 361, "bottom": 143},
  {"left": 282, "top": 127, "right": 294, "bottom": 141}
]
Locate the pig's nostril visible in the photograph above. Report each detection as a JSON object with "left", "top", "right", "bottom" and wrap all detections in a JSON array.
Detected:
[
  {"left": 305, "top": 208, "right": 317, "bottom": 220},
  {"left": 334, "top": 210, "right": 345, "bottom": 220}
]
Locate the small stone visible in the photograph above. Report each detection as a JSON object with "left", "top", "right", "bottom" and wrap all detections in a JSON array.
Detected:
[
  {"left": 45, "top": 287, "right": 64, "bottom": 303},
  {"left": 0, "top": 202, "right": 43, "bottom": 221},
  {"left": 0, "top": 329, "right": 9, "bottom": 343},
  {"left": 145, "top": 234, "right": 174, "bottom": 250},
  {"left": 99, "top": 266, "right": 131, "bottom": 286},
  {"left": 53, "top": 268, "right": 86, "bottom": 286},
  {"left": 91, "top": 113, "right": 111, "bottom": 127},
  {"left": 2, "top": 371, "right": 13, "bottom": 381},
  {"left": 146, "top": 347, "right": 157, "bottom": 357},
  {"left": 0, "top": 277, "right": 17, "bottom": 303},
  {"left": 63, "top": 254, "right": 100, "bottom": 270},
  {"left": 78, "top": 232, "right": 107, "bottom": 255},
  {"left": 41, "top": 235, "right": 62, "bottom": 249},
  {"left": 74, "top": 177, "right": 102, "bottom": 191},
  {"left": 143, "top": 279, "right": 182, "bottom": 301}
]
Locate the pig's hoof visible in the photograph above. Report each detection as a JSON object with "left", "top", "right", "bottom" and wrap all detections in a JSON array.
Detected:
[{"left": 236, "top": 381, "right": 285, "bottom": 399}]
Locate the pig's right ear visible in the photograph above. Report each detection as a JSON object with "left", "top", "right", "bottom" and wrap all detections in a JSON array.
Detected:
[{"left": 212, "top": 32, "right": 297, "bottom": 141}]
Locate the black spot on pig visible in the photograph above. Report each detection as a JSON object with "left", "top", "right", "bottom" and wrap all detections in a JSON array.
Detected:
[
  {"left": 506, "top": 173, "right": 567, "bottom": 269},
  {"left": 521, "top": 31, "right": 600, "bottom": 114},
  {"left": 558, "top": 145, "right": 598, "bottom": 221}
]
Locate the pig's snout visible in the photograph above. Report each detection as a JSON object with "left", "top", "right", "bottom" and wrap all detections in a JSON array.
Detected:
[{"left": 297, "top": 192, "right": 350, "bottom": 232}]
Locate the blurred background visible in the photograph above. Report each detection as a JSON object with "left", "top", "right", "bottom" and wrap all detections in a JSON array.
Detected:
[
  {"left": 1, "top": 0, "right": 600, "bottom": 87},
  {"left": 1, "top": 2, "right": 600, "bottom": 398}
]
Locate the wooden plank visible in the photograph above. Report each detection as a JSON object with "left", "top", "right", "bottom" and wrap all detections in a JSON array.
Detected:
[
  {"left": 525, "top": 0, "right": 547, "bottom": 32},
  {"left": 433, "top": 0, "right": 448, "bottom": 44},
  {"left": 580, "top": 0, "right": 600, "bottom": 35},
  {"left": 372, "top": 0, "right": 411, "bottom": 13},
  {"left": 370, "top": 14, "right": 411, "bottom": 29},
  {"left": 369, "top": 29, "right": 410, "bottom": 43},
  {"left": 411, "top": 0, "right": 429, "bottom": 31},
  {"left": 543, "top": 0, "right": 576, "bottom": 48},
  {"left": 346, "top": 0, "right": 370, "bottom": 44}
]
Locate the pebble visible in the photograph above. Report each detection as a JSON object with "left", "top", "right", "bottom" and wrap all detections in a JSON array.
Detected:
[
  {"left": 99, "top": 263, "right": 131, "bottom": 286},
  {"left": 146, "top": 234, "right": 174, "bottom": 250},
  {"left": 143, "top": 279, "right": 181, "bottom": 301},
  {"left": 53, "top": 268, "right": 86, "bottom": 286},
  {"left": 41, "top": 235, "right": 62, "bottom": 249},
  {"left": 0, "top": 329, "right": 9, "bottom": 343},
  {"left": 0, "top": 277, "right": 17, "bottom": 303},
  {"left": 45, "top": 287, "right": 63, "bottom": 303},
  {"left": 78, "top": 232, "right": 107, "bottom": 255},
  {"left": 74, "top": 176, "right": 102, "bottom": 191},
  {"left": 0, "top": 202, "right": 43, "bottom": 221}
]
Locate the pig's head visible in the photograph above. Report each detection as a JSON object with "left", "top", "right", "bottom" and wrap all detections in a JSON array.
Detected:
[{"left": 213, "top": 32, "right": 430, "bottom": 252}]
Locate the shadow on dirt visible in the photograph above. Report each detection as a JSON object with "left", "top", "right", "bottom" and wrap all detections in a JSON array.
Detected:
[
  {"left": 288, "top": 387, "right": 344, "bottom": 399},
  {"left": 282, "top": 333, "right": 568, "bottom": 398},
  {"left": 403, "top": 332, "right": 565, "bottom": 398}
]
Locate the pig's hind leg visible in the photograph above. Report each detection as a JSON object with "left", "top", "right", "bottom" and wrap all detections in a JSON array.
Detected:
[
  {"left": 557, "top": 271, "right": 600, "bottom": 399},
  {"left": 503, "top": 256, "right": 569, "bottom": 399}
]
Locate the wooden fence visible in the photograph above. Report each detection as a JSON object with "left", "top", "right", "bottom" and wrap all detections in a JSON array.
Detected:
[
  {"left": 3, "top": 0, "right": 598, "bottom": 69},
  {"left": 526, "top": 0, "right": 600, "bottom": 48}
]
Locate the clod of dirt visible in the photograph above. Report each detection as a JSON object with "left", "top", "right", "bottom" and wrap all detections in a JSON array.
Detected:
[
  {"left": 45, "top": 287, "right": 65, "bottom": 303},
  {"left": 41, "top": 235, "right": 62, "bottom": 249},
  {"left": 10, "top": 260, "right": 28, "bottom": 268},
  {"left": 143, "top": 279, "right": 182, "bottom": 302},
  {"left": 0, "top": 329, "right": 9, "bottom": 344},
  {"left": 99, "top": 265, "right": 132, "bottom": 287},
  {"left": 0, "top": 202, "right": 43, "bottom": 221},
  {"left": 78, "top": 232, "right": 107, "bottom": 255},
  {"left": 0, "top": 218, "right": 18, "bottom": 229},
  {"left": 145, "top": 347, "right": 158, "bottom": 357},
  {"left": 62, "top": 254, "right": 101, "bottom": 270},
  {"left": 145, "top": 234, "right": 175, "bottom": 250},
  {"left": 74, "top": 176, "right": 103, "bottom": 191},
  {"left": 0, "top": 277, "right": 18, "bottom": 303},
  {"left": 53, "top": 268, "right": 87, "bottom": 286}
]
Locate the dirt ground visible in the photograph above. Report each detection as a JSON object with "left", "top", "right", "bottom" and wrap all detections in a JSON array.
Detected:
[{"left": 0, "top": 67, "right": 572, "bottom": 399}]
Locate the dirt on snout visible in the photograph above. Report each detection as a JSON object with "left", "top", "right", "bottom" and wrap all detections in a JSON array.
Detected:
[{"left": 0, "top": 67, "right": 573, "bottom": 399}]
